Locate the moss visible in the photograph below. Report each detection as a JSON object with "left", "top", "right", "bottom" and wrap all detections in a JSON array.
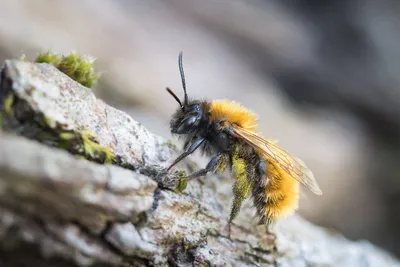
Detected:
[
  {"left": 35, "top": 50, "right": 62, "bottom": 66},
  {"left": 43, "top": 115, "right": 57, "bottom": 129},
  {"left": 4, "top": 93, "right": 14, "bottom": 115},
  {"left": 131, "top": 212, "right": 148, "bottom": 230},
  {"left": 183, "top": 240, "right": 198, "bottom": 253},
  {"left": 174, "top": 170, "right": 187, "bottom": 179},
  {"left": 34, "top": 50, "right": 100, "bottom": 88},
  {"left": 0, "top": 92, "right": 115, "bottom": 165},
  {"left": 81, "top": 130, "right": 114, "bottom": 164},
  {"left": 59, "top": 132, "right": 76, "bottom": 140},
  {"left": 162, "top": 140, "right": 178, "bottom": 150},
  {"left": 173, "top": 171, "right": 188, "bottom": 194},
  {"left": 57, "top": 129, "right": 116, "bottom": 164}
]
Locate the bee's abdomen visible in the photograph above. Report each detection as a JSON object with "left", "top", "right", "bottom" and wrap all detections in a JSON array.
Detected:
[{"left": 252, "top": 158, "right": 300, "bottom": 225}]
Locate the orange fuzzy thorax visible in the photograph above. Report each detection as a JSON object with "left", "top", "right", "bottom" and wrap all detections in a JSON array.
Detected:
[
  {"left": 264, "top": 158, "right": 300, "bottom": 220},
  {"left": 209, "top": 99, "right": 258, "bottom": 131}
]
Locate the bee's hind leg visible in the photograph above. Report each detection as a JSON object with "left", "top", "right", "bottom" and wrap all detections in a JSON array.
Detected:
[
  {"left": 186, "top": 153, "right": 227, "bottom": 179},
  {"left": 227, "top": 193, "right": 246, "bottom": 238}
]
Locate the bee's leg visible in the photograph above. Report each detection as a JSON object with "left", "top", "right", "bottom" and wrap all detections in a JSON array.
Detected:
[
  {"left": 167, "top": 138, "right": 205, "bottom": 171},
  {"left": 228, "top": 194, "right": 246, "bottom": 238},
  {"left": 228, "top": 160, "right": 252, "bottom": 238},
  {"left": 186, "top": 153, "right": 227, "bottom": 179}
]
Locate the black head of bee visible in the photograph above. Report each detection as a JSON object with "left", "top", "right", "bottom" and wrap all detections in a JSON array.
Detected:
[
  {"left": 166, "top": 52, "right": 232, "bottom": 171},
  {"left": 167, "top": 52, "right": 209, "bottom": 136}
]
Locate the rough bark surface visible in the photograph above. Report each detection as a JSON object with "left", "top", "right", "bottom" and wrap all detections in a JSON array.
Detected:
[{"left": 0, "top": 60, "right": 398, "bottom": 267}]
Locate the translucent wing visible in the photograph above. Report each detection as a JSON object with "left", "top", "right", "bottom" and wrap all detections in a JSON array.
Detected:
[{"left": 231, "top": 125, "right": 323, "bottom": 195}]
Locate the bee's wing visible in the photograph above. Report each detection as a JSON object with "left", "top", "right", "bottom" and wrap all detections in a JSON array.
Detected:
[{"left": 231, "top": 126, "right": 323, "bottom": 195}]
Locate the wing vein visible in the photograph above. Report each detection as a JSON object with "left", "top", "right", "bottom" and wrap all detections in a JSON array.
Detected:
[{"left": 231, "top": 126, "right": 323, "bottom": 195}]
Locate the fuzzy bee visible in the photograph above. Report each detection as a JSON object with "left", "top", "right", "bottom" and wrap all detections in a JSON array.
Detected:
[{"left": 166, "top": 52, "right": 322, "bottom": 232}]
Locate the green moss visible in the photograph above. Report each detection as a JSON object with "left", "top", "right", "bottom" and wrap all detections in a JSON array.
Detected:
[
  {"left": 81, "top": 130, "right": 114, "bottom": 164},
  {"left": 43, "top": 115, "right": 57, "bottom": 129},
  {"left": 1, "top": 95, "right": 116, "bottom": 164},
  {"left": 35, "top": 50, "right": 62, "bottom": 66},
  {"left": 162, "top": 140, "right": 178, "bottom": 150},
  {"left": 173, "top": 171, "right": 188, "bottom": 194},
  {"left": 59, "top": 132, "right": 76, "bottom": 140},
  {"left": 58, "top": 129, "right": 115, "bottom": 164},
  {"left": 131, "top": 212, "right": 148, "bottom": 229},
  {"left": 58, "top": 131, "right": 76, "bottom": 150},
  {"left": 1, "top": 55, "right": 119, "bottom": 168},
  {"left": 34, "top": 51, "right": 100, "bottom": 88},
  {"left": 183, "top": 240, "right": 198, "bottom": 253},
  {"left": 4, "top": 94, "right": 14, "bottom": 115}
]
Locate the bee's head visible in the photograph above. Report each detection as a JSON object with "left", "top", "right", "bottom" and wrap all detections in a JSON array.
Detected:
[{"left": 167, "top": 52, "right": 207, "bottom": 135}]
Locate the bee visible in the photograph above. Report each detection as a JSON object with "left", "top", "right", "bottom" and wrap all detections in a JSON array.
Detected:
[{"left": 166, "top": 52, "right": 323, "bottom": 232}]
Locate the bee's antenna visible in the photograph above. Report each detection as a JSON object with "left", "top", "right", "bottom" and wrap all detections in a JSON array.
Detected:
[
  {"left": 178, "top": 51, "right": 188, "bottom": 107},
  {"left": 166, "top": 87, "right": 183, "bottom": 109}
]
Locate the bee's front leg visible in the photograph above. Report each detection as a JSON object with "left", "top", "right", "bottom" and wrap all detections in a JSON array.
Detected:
[
  {"left": 167, "top": 138, "right": 205, "bottom": 171},
  {"left": 186, "top": 153, "right": 227, "bottom": 179}
]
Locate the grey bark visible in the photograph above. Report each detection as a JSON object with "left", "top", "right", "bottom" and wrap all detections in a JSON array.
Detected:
[{"left": 0, "top": 60, "right": 398, "bottom": 267}]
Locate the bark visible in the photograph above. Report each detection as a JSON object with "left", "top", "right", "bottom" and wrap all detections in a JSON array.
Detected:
[{"left": 0, "top": 59, "right": 398, "bottom": 267}]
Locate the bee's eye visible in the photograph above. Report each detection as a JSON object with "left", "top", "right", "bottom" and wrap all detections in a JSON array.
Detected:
[{"left": 194, "top": 105, "right": 200, "bottom": 112}]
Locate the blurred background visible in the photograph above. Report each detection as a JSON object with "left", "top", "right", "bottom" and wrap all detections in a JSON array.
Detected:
[{"left": 1, "top": 0, "right": 400, "bottom": 258}]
